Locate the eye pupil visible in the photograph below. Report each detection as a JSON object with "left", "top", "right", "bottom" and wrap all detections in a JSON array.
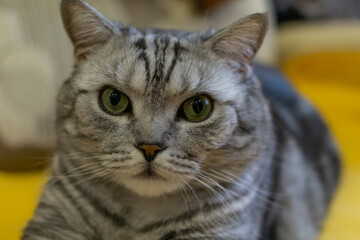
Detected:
[
  {"left": 181, "top": 95, "right": 212, "bottom": 122},
  {"left": 100, "top": 87, "right": 130, "bottom": 115},
  {"left": 109, "top": 91, "right": 121, "bottom": 105},
  {"left": 192, "top": 98, "right": 204, "bottom": 114}
]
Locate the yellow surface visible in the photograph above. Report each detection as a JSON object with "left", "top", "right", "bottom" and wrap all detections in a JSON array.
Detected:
[
  {"left": 0, "top": 51, "right": 360, "bottom": 239},
  {"left": 0, "top": 171, "right": 48, "bottom": 239}
]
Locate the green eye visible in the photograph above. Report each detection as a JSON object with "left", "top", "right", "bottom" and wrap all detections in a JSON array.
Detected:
[
  {"left": 182, "top": 95, "right": 212, "bottom": 122},
  {"left": 100, "top": 87, "right": 130, "bottom": 115}
]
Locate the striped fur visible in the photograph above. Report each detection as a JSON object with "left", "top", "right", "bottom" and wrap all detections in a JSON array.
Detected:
[{"left": 22, "top": 1, "right": 340, "bottom": 239}]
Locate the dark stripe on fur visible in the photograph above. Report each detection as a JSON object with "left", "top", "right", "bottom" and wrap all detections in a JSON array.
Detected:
[
  {"left": 279, "top": 103, "right": 340, "bottom": 201},
  {"left": 259, "top": 108, "right": 285, "bottom": 240},
  {"left": 22, "top": 211, "right": 80, "bottom": 240},
  {"left": 72, "top": 183, "right": 126, "bottom": 227},
  {"left": 58, "top": 159, "right": 127, "bottom": 228},
  {"left": 159, "top": 227, "right": 207, "bottom": 240},
  {"left": 139, "top": 186, "right": 245, "bottom": 233},
  {"left": 22, "top": 225, "right": 53, "bottom": 239},
  {"left": 164, "top": 40, "right": 181, "bottom": 83},
  {"left": 160, "top": 231, "right": 177, "bottom": 240},
  {"left": 259, "top": 65, "right": 341, "bottom": 197},
  {"left": 152, "top": 36, "right": 169, "bottom": 85},
  {"left": 159, "top": 36, "right": 170, "bottom": 85},
  {"left": 53, "top": 179, "right": 100, "bottom": 240},
  {"left": 153, "top": 35, "right": 160, "bottom": 60},
  {"left": 134, "top": 38, "right": 151, "bottom": 82},
  {"left": 78, "top": 89, "right": 89, "bottom": 95}
]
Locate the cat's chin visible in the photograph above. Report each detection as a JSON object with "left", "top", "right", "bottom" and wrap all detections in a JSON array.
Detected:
[{"left": 119, "top": 176, "right": 183, "bottom": 197}]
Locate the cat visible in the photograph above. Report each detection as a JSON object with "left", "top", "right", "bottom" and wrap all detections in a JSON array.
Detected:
[{"left": 22, "top": 0, "right": 341, "bottom": 239}]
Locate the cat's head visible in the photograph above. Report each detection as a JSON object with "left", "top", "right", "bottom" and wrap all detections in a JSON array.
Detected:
[{"left": 58, "top": 0, "right": 271, "bottom": 197}]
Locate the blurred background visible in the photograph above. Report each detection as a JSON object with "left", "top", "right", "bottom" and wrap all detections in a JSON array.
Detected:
[{"left": 0, "top": 0, "right": 359, "bottom": 239}]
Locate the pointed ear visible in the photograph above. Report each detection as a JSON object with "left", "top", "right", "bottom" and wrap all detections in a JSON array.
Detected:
[
  {"left": 207, "top": 13, "right": 268, "bottom": 70},
  {"left": 61, "top": 0, "right": 118, "bottom": 60}
]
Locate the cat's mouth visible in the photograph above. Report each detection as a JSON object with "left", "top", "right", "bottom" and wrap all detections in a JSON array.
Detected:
[
  {"left": 137, "top": 165, "right": 164, "bottom": 180},
  {"left": 120, "top": 164, "right": 185, "bottom": 197}
]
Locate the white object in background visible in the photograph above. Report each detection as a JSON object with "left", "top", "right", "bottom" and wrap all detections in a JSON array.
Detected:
[
  {"left": 0, "top": 0, "right": 130, "bottom": 149},
  {"left": 0, "top": 8, "right": 55, "bottom": 148},
  {"left": 0, "top": 9, "right": 21, "bottom": 51},
  {"left": 0, "top": 47, "right": 55, "bottom": 148}
]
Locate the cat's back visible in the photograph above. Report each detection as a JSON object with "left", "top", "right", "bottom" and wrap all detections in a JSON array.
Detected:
[
  {"left": 255, "top": 64, "right": 341, "bottom": 239},
  {"left": 255, "top": 64, "right": 341, "bottom": 195}
]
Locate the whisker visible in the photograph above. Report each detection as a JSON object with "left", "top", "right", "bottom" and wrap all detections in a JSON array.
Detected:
[
  {"left": 216, "top": 169, "right": 282, "bottom": 198},
  {"left": 178, "top": 175, "right": 215, "bottom": 233},
  {"left": 196, "top": 174, "right": 241, "bottom": 223},
  {"left": 206, "top": 169, "right": 284, "bottom": 208},
  {"left": 194, "top": 176, "right": 236, "bottom": 226}
]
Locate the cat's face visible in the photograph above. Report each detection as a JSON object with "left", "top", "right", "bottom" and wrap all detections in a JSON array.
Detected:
[{"left": 58, "top": 0, "right": 269, "bottom": 197}]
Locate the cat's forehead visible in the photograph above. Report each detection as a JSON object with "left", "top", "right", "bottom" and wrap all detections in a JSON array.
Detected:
[{"left": 77, "top": 29, "right": 242, "bottom": 103}]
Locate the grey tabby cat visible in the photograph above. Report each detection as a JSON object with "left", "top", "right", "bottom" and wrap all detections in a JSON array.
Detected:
[{"left": 22, "top": 0, "right": 341, "bottom": 239}]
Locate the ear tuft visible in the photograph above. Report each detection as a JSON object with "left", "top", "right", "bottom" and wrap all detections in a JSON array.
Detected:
[
  {"left": 61, "top": 0, "right": 117, "bottom": 60},
  {"left": 209, "top": 13, "right": 268, "bottom": 70}
]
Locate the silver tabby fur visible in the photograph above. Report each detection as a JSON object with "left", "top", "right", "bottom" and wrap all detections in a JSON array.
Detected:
[{"left": 23, "top": 0, "right": 341, "bottom": 239}]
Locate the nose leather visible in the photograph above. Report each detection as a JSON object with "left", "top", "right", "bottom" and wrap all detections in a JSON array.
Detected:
[{"left": 137, "top": 144, "right": 165, "bottom": 162}]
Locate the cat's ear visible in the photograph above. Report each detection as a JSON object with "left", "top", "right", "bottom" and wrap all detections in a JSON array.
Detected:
[
  {"left": 207, "top": 13, "right": 268, "bottom": 71},
  {"left": 61, "top": 0, "right": 118, "bottom": 60}
]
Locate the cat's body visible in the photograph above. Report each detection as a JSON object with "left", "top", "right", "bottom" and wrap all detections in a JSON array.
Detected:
[{"left": 22, "top": 1, "right": 340, "bottom": 240}]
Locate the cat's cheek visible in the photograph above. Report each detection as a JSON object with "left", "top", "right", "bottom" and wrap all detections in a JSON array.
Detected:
[
  {"left": 212, "top": 121, "right": 238, "bottom": 148},
  {"left": 199, "top": 112, "right": 238, "bottom": 151},
  {"left": 212, "top": 108, "right": 239, "bottom": 144}
]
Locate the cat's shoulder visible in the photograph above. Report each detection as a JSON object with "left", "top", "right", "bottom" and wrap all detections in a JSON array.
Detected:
[{"left": 255, "top": 64, "right": 328, "bottom": 137}]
